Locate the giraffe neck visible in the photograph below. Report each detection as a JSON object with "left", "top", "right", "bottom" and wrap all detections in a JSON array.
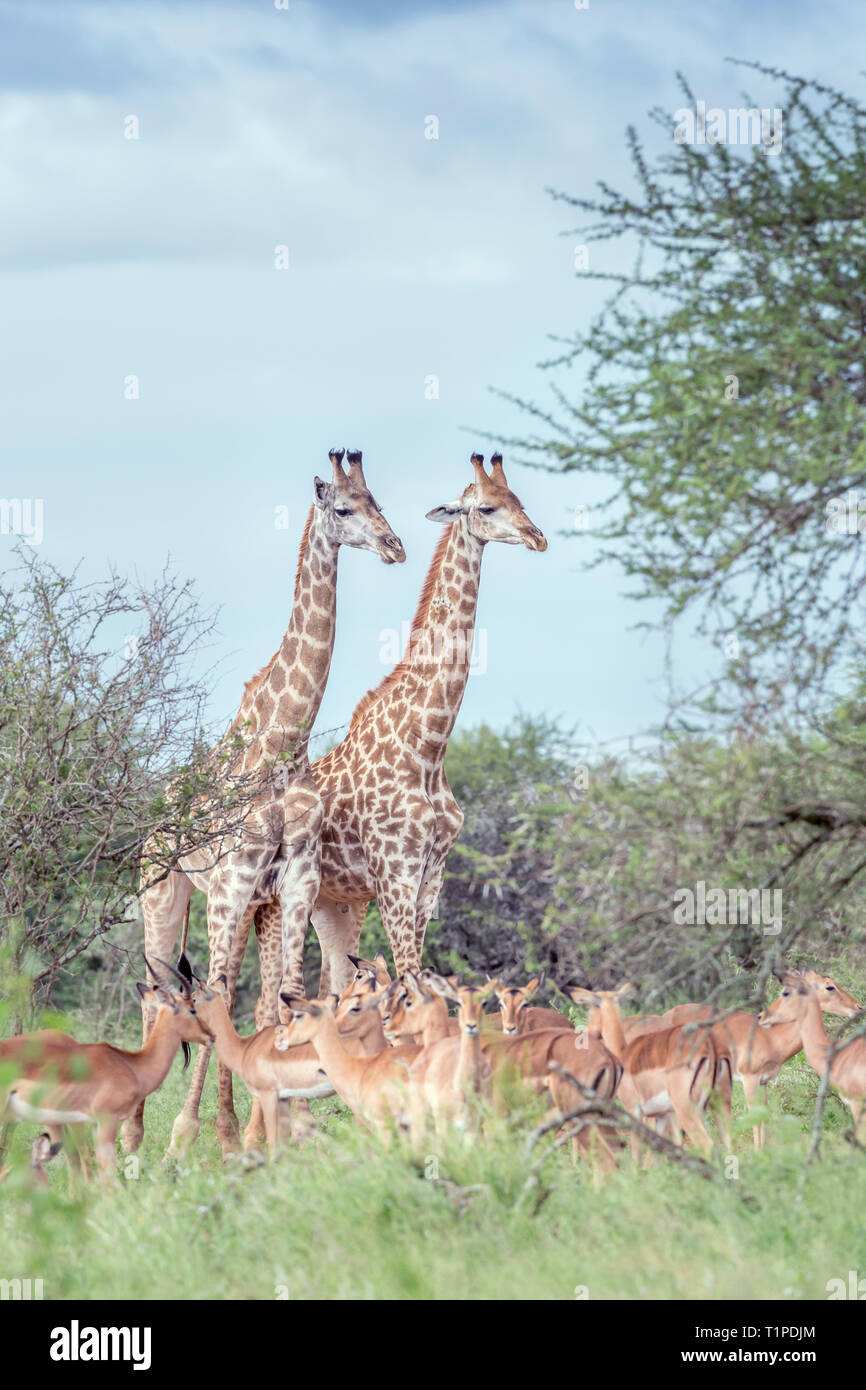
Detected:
[
  {"left": 241, "top": 506, "right": 339, "bottom": 764},
  {"left": 355, "top": 518, "right": 483, "bottom": 758}
]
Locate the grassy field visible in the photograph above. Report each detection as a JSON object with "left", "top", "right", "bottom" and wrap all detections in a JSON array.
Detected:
[{"left": 1, "top": 1042, "right": 865, "bottom": 1301}]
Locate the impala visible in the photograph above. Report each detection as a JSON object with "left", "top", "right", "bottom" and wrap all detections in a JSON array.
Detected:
[
  {"left": 409, "top": 974, "right": 619, "bottom": 1160},
  {"left": 0, "top": 961, "right": 211, "bottom": 1180},
  {"left": 620, "top": 967, "right": 860, "bottom": 1147},
  {"left": 759, "top": 973, "right": 866, "bottom": 1139},
  {"left": 187, "top": 971, "right": 389, "bottom": 1155},
  {"left": 570, "top": 983, "right": 731, "bottom": 1156},
  {"left": 277, "top": 992, "right": 421, "bottom": 1139},
  {"left": 494, "top": 979, "right": 572, "bottom": 1036},
  {"left": 407, "top": 976, "right": 499, "bottom": 1137}
]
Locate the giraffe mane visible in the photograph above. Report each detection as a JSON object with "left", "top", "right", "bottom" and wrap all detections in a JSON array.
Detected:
[
  {"left": 348, "top": 524, "right": 455, "bottom": 730},
  {"left": 229, "top": 507, "right": 315, "bottom": 728}
]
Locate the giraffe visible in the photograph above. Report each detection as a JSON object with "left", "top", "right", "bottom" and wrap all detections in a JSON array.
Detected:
[
  {"left": 119, "top": 449, "right": 405, "bottom": 1156},
  {"left": 312, "top": 451, "right": 546, "bottom": 988},
  {"left": 216, "top": 451, "right": 547, "bottom": 1148}
]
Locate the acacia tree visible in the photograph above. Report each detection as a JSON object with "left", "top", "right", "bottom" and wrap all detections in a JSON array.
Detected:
[
  {"left": 496, "top": 63, "right": 866, "bottom": 988},
  {"left": 0, "top": 548, "right": 260, "bottom": 1022},
  {"left": 506, "top": 63, "right": 866, "bottom": 708}
]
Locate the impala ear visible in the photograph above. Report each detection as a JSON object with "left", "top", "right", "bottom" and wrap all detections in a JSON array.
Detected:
[
  {"left": 568, "top": 986, "right": 602, "bottom": 1009},
  {"left": 424, "top": 973, "right": 461, "bottom": 1006},
  {"left": 615, "top": 981, "right": 636, "bottom": 1000},
  {"left": 326, "top": 993, "right": 340, "bottom": 1013},
  {"left": 524, "top": 978, "right": 541, "bottom": 996}
]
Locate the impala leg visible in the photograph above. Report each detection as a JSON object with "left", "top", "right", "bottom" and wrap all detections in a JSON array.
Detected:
[
  {"left": 65, "top": 1122, "right": 92, "bottom": 1187},
  {"left": 741, "top": 1073, "right": 764, "bottom": 1149},
  {"left": 714, "top": 1069, "right": 733, "bottom": 1152},
  {"left": 259, "top": 1091, "right": 281, "bottom": 1159},
  {"left": 94, "top": 1118, "right": 120, "bottom": 1181}
]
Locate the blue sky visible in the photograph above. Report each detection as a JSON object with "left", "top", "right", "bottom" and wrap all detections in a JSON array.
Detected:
[{"left": 2, "top": 0, "right": 864, "bottom": 754}]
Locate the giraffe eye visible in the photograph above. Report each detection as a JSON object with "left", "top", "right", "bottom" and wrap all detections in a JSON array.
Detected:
[
  {"left": 335, "top": 507, "right": 352, "bottom": 518},
  {"left": 478, "top": 505, "right": 496, "bottom": 515}
]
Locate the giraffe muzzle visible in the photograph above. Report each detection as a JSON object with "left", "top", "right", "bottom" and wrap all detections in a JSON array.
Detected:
[{"left": 380, "top": 535, "right": 406, "bottom": 564}]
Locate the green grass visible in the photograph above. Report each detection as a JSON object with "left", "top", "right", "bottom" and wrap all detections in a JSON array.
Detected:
[{"left": 1, "top": 1053, "right": 865, "bottom": 1300}]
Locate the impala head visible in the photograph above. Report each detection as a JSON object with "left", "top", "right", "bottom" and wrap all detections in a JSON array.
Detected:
[
  {"left": 800, "top": 967, "right": 861, "bottom": 1017},
  {"left": 333, "top": 977, "right": 389, "bottom": 1029},
  {"left": 426, "top": 453, "right": 547, "bottom": 552},
  {"left": 759, "top": 974, "right": 812, "bottom": 1028},
  {"left": 381, "top": 971, "right": 443, "bottom": 1041},
  {"left": 568, "top": 982, "right": 635, "bottom": 1032},
  {"left": 495, "top": 978, "right": 541, "bottom": 1035},
  {"left": 278, "top": 994, "right": 335, "bottom": 1046},
  {"left": 424, "top": 973, "right": 499, "bottom": 1036},
  {"left": 140, "top": 956, "right": 214, "bottom": 1065},
  {"left": 345, "top": 952, "right": 392, "bottom": 993},
  {"left": 314, "top": 449, "right": 405, "bottom": 564},
  {"left": 568, "top": 982, "right": 636, "bottom": 1011}
]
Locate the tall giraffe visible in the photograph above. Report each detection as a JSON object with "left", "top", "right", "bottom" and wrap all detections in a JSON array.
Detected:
[
  {"left": 311, "top": 452, "right": 546, "bottom": 990},
  {"left": 210, "top": 452, "right": 546, "bottom": 1150},
  {"left": 120, "top": 449, "right": 404, "bottom": 1155}
]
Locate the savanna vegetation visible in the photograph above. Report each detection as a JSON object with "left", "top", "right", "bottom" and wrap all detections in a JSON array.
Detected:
[{"left": 3, "top": 65, "right": 866, "bottom": 1302}]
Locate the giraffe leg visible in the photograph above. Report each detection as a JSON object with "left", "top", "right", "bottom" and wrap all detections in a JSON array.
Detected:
[
  {"left": 412, "top": 779, "right": 462, "bottom": 960},
  {"left": 214, "top": 905, "right": 256, "bottom": 1156},
  {"left": 168, "top": 902, "right": 255, "bottom": 1159},
  {"left": 375, "top": 875, "right": 426, "bottom": 976},
  {"left": 122, "top": 867, "right": 193, "bottom": 1154},
  {"left": 244, "top": 902, "right": 283, "bottom": 1151},
  {"left": 162, "top": 853, "right": 266, "bottom": 1159},
  {"left": 275, "top": 832, "right": 323, "bottom": 1141},
  {"left": 168, "top": 1040, "right": 213, "bottom": 1158},
  {"left": 312, "top": 897, "right": 369, "bottom": 997},
  {"left": 413, "top": 846, "right": 451, "bottom": 964}
]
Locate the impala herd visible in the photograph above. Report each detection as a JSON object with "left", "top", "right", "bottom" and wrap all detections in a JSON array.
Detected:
[
  {"left": 0, "top": 956, "right": 863, "bottom": 1181},
  {"left": 0, "top": 450, "right": 864, "bottom": 1185}
]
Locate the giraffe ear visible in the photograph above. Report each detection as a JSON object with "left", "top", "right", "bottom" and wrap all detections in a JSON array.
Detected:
[
  {"left": 313, "top": 477, "right": 332, "bottom": 507},
  {"left": 426, "top": 500, "right": 468, "bottom": 524}
]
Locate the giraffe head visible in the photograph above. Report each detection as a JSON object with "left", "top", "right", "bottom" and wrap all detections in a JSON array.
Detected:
[
  {"left": 426, "top": 452, "right": 547, "bottom": 551},
  {"left": 314, "top": 448, "right": 406, "bottom": 564}
]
